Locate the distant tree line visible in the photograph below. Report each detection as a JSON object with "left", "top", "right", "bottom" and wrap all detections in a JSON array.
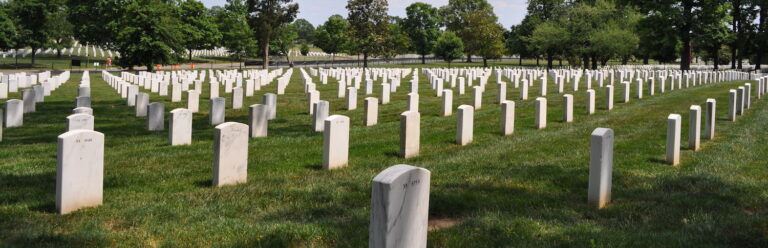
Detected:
[{"left": 0, "top": 0, "right": 765, "bottom": 70}]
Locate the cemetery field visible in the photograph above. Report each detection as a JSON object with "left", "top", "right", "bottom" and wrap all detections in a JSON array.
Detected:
[{"left": 3, "top": 71, "right": 768, "bottom": 247}]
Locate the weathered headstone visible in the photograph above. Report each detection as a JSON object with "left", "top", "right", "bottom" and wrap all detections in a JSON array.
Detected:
[
  {"left": 666, "top": 114, "right": 681, "bottom": 166},
  {"left": 56, "top": 130, "right": 104, "bottom": 214},
  {"left": 381, "top": 83, "right": 391, "bottom": 104},
  {"left": 135, "top": 93, "right": 149, "bottom": 117},
  {"left": 473, "top": 86, "right": 482, "bottom": 109},
  {"left": 588, "top": 128, "right": 613, "bottom": 209},
  {"left": 704, "top": 99, "right": 716, "bottom": 139},
  {"left": 263, "top": 93, "right": 277, "bottom": 120},
  {"left": 78, "top": 86, "right": 90, "bottom": 98},
  {"left": 210, "top": 97, "right": 226, "bottom": 125},
  {"left": 73, "top": 107, "right": 93, "bottom": 115},
  {"left": 249, "top": 104, "right": 269, "bottom": 138},
  {"left": 232, "top": 87, "right": 243, "bottom": 110},
  {"left": 689, "top": 105, "right": 701, "bottom": 151},
  {"left": 456, "top": 105, "right": 474, "bottom": 146},
  {"left": 400, "top": 111, "right": 420, "bottom": 158},
  {"left": 347, "top": 87, "right": 358, "bottom": 110},
  {"left": 563, "top": 94, "right": 573, "bottom": 123},
  {"left": 147, "top": 102, "right": 165, "bottom": 131},
  {"left": 323, "top": 115, "right": 350, "bottom": 169},
  {"left": 313, "top": 101, "right": 330, "bottom": 132},
  {"left": 22, "top": 89, "right": 36, "bottom": 113},
  {"left": 500, "top": 100, "right": 515, "bottom": 136},
  {"left": 408, "top": 92, "right": 419, "bottom": 112},
  {"left": 586, "top": 89, "right": 595, "bottom": 115},
  {"left": 497, "top": 82, "right": 506, "bottom": 104},
  {"left": 66, "top": 113, "right": 94, "bottom": 131},
  {"left": 365, "top": 97, "right": 378, "bottom": 126},
  {"left": 728, "top": 89, "right": 737, "bottom": 121},
  {"left": 213, "top": 122, "right": 249, "bottom": 187},
  {"left": 442, "top": 89, "right": 453, "bottom": 117},
  {"left": 369, "top": 164, "right": 430, "bottom": 248},
  {"left": 76, "top": 96, "right": 91, "bottom": 108},
  {"left": 169, "top": 108, "right": 192, "bottom": 146},
  {"left": 5, "top": 99, "right": 22, "bottom": 127},
  {"left": 127, "top": 85, "right": 138, "bottom": 106},
  {"left": 605, "top": 85, "right": 614, "bottom": 110},
  {"left": 188, "top": 90, "right": 200, "bottom": 113}
]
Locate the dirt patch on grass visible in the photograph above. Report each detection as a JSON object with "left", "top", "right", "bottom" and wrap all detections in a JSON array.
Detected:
[{"left": 428, "top": 218, "right": 462, "bottom": 231}]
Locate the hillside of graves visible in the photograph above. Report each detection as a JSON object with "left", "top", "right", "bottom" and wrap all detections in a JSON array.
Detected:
[{"left": 1, "top": 67, "right": 767, "bottom": 247}]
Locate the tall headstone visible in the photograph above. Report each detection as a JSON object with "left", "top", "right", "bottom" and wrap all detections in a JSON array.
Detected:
[
  {"left": 5, "top": 99, "right": 22, "bottom": 127},
  {"left": 313, "top": 101, "right": 330, "bottom": 132},
  {"left": 347, "top": 87, "right": 358, "bottom": 110},
  {"left": 135, "top": 93, "right": 149, "bottom": 117},
  {"left": 213, "top": 122, "right": 249, "bottom": 187},
  {"left": 249, "top": 104, "right": 269, "bottom": 138},
  {"left": 369, "top": 164, "right": 430, "bottom": 248},
  {"left": 497, "top": 82, "right": 506, "bottom": 104},
  {"left": 535, "top": 97, "right": 547, "bottom": 129},
  {"left": 442, "top": 89, "right": 453, "bottom": 116},
  {"left": 171, "top": 83, "right": 182, "bottom": 102},
  {"left": 22, "top": 89, "right": 36, "bottom": 113},
  {"left": 586, "top": 89, "right": 595, "bottom": 115},
  {"left": 588, "top": 128, "right": 613, "bottom": 209},
  {"left": 364, "top": 97, "right": 378, "bottom": 126},
  {"left": 728, "top": 89, "right": 737, "bottom": 121},
  {"left": 666, "top": 114, "right": 681, "bottom": 166},
  {"left": 605, "top": 85, "right": 614, "bottom": 110},
  {"left": 78, "top": 86, "right": 90, "bottom": 97},
  {"left": 56, "top": 130, "right": 104, "bottom": 214},
  {"left": 456, "top": 105, "right": 474, "bottom": 146},
  {"left": 689, "top": 105, "right": 701, "bottom": 151},
  {"left": 473, "top": 86, "right": 482, "bottom": 109},
  {"left": 264, "top": 93, "right": 277, "bottom": 120},
  {"left": 408, "top": 93, "right": 419, "bottom": 112},
  {"left": 400, "top": 111, "right": 420, "bottom": 158},
  {"left": 704, "top": 99, "right": 716, "bottom": 140},
  {"left": 169, "top": 108, "right": 192, "bottom": 146},
  {"left": 232, "top": 87, "right": 243, "bottom": 110},
  {"left": 210, "top": 97, "right": 226, "bottom": 125},
  {"left": 127, "top": 85, "right": 138, "bottom": 106},
  {"left": 66, "top": 113, "right": 94, "bottom": 131},
  {"left": 500, "top": 100, "right": 515, "bottom": 136},
  {"left": 147, "top": 102, "right": 165, "bottom": 131},
  {"left": 188, "top": 90, "right": 200, "bottom": 113},
  {"left": 563, "top": 94, "right": 573, "bottom": 123},
  {"left": 381, "top": 83, "right": 391, "bottom": 104},
  {"left": 76, "top": 96, "right": 91, "bottom": 109},
  {"left": 323, "top": 115, "right": 350, "bottom": 169}
]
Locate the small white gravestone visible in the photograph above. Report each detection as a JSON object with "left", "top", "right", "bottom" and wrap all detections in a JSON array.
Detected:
[
  {"left": 369, "top": 164, "right": 430, "bottom": 248},
  {"left": 408, "top": 93, "right": 419, "bottom": 112},
  {"left": 588, "top": 128, "right": 613, "bottom": 209},
  {"left": 666, "top": 114, "right": 681, "bottom": 166},
  {"left": 5, "top": 99, "right": 23, "bottom": 127},
  {"left": 169, "top": 108, "right": 192, "bottom": 146},
  {"left": 210, "top": 97, "right": 226, "bottom": 125},
  {"left": 535, "top": 97, "right": 547, "bottom": 129},
  {"left": 22, "top": 89, "right": 36, "bottom": 113},
  {"left": 127, "top": 85, "right": 138, "bottom": 106},
  {"left": 66, "top": 113, "right": 94, "bottom": 131},
  {"left": 636, "top": 79, "right": 643, "bottom": 99},
  {"left": 263, "top": 93, "right": 277, "bottom": 120},
  {"left": 78, "top": 86, "right": 90, "bottom": 98},
  {"left": 736, "top": 87, "right": 745, "bottom": 115},
  {"left": 500, "top": 100, "right": 515, "bottom": 136},
  {"left": 188, "top": 90, "right": 200, "bottom": 113},
  {"left": 213, "top": 122, "right": 249, "bottom": 187},
  {"left": 621, "top": 82, "right": 630, "bottom": 103},
  {"left": 689, "top": 105, "right": 701, "bottom": 151},
  {"left": 249, "top": 104, "right": 269, "bottom": 138},
  {"left": 605, "top": 85, "right": 614, "bottom": 110},
  {"left": 364, "top": 97, "right": 378, "bottom": 126},
  {"left": 442, "top": 89, "right": 453, "bottom": 116},
  {"left": 76, "top": 96, "right": 91, "bottom": 108},
  {"left": 586, "top": 89, "right": 595, "bottom": 115},
  {"left": 497, "top": 82, "right": 506, "bottom": 104},
  {"left": 473, "top": 86, "right": 482, "bottom": 109},
  {"left": 347, "top": 87, "right": 358, "bottom": 110},
  {"left": 563, "top": 94, "right": 573, "bottom": 123},
  {"left": 135, "top": 93, "right": 149, "bottom": 117},
  {"left": 323, "top": 115, "right": 350, "bottom": 170},
  {"left": 232, "top": 87, "right": 243, "bottom": 110},
  {"left": 33, "top": 85, "right": 44, "bottom": 103},
  {"left": 704, "top": 99, "right": 716, "bottom": 139},
  {"left": 400, "top": 111, "right": 420, "bottom": 158},
  {"left": 313, "top": 101, "right": 330, "bottom": 132},
  {"left": 73, "top": 107, "right": 93, "bottom": 115},
  {"left": 456, "top": 105, "right": 474, "bottom": 146},
  {"left": 307, "top": 90, "right": 319, "bottom": 114},
  {"left": 56, "top": 130, "right": 104, "bottom": 214},
  {"left": 728, "top": 89, "right": 737, "bottom": 121},
  {"left": 147, "top": 102, "right": 165, "bottom": 131},
  {"left": 381, "top": 83, "right": 391, "bottom": 104},
  {"left": 0, "top": 83, "right": 7, "bottom": 99}
]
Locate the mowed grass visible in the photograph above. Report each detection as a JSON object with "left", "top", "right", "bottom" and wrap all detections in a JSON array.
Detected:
[{"left": 1, "top": 68, "right": 767, "bottom": 247}]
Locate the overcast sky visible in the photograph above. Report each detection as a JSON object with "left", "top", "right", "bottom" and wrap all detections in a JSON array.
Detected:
[{"left": 199, "top": 0, "right": 527, "bottom": 28}]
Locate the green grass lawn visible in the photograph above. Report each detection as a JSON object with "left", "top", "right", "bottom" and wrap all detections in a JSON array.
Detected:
[{"left": 1, "top": 68, "right": 767, "bottom": 247}]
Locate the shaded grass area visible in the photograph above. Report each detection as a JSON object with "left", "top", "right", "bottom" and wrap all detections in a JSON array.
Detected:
[{"left": 0, "top": 69, "right": 767, "bottom": 247}]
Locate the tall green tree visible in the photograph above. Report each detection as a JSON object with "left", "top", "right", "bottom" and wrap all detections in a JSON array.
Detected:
[
  {"left": 462, "top": 9, "right": 505, "bottom": 67},
  {"left": 693, "top": 0, "right": 733, "bottom": 70},
  {"left": 527, "top": 21, "right": 568, "bottom": 69},
  {"left": 403, "top": 2, "right": 441, "bottom": 64},
  {"left": 0, "top": 2, "right": 17, "bottom": 52},
  {"left": 315, "top": 14, "right": 350, "bottom": 63},
  {"left": 440, "top": 0, "right": 494, "bottom": 62},
  {"left": 346, "top": 0, "right": 390, "bottom": 68},
  {"left": 382, "top": 20, "right": 412, "bottom": 59},
  {"left": 432, "top": 31, "right": 464, "bottom": 67},
  {"left": 179, "top": 0, "right": 222, "bottom": 62},
  {"left": 115, "top": 0, "right": 185, "bottom": 71},
  {"left": 245, "top": 0, "right": 299, "bottom": 69},
  {"left": 292, "top": 18, "right": 315, "bottom": 44},
  {"left": 9, "top": 0, "right": 60, "bottom": 65},
  {"left": 270, "top": 24, "right": 297, "bottom": 67},
  {"left": 47, "top": 6, "right": 73, "bottom": 58},
  {"left": 217, "top": 0, "right": 258, "bottom": 65},
  {"left": 67, "top": 0, "right": 126, "bottom": 49}
]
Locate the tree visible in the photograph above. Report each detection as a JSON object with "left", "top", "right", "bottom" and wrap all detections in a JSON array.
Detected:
[
  {"left": 433, "top": 31, "right": 464, "bottom": 67},
  {"left": 270, "top": 24, "right": 297, "bottom": 67},
  {"left": 179, "top": 0, "right": 222, "bottom": 62},
  {"left": 245, "top": 0, "right": 299, "bottom": 69},
  {"left": 315, "top": 14, "right": 350, "bottom": 63},
  {"left": 67, "top": 0, "right": 126, "bottom": 49},
  {"left": 300, "top": 43, "right": 310, "bottom": 56},
  {"left": 590, "top": 25, "right": 639, "bottom": 66},
  {"left": 114, "top": 0, "right": 185, "bottom": 71},
  {"left": 440, "top": 0, "right": 494, "bottom": 62},
  {"left": 462, "top": 9, "right": 505, "bottom": 67},
  {"left": 403, "top": 2, "right": 441, "bottom": 64},
  {"left": 346, "top": 0, "right": 390, "bottom": 68},
  {"left": 217, "top": 0, "right": 258, "bottom": 65},
  {"left": 693, "top": 0, "right": 733, "bottom": 70},
  {"left": 292, "top": 18, "right": 315, "bottom": 44},
  {"left": 382, "top": 21, "right": 412, "bottom": 60},
  {"left": 9, "top": 0, "right": 60, "bottom": 66},
  {"left": 527, "top": 21, "right": 568, "bottom": 69},
  {"left": 46, "top": 6, "right": 73, "bottom": 58},
  {"left": 0, "top": 2, "right": 17, "bottom": 52}
]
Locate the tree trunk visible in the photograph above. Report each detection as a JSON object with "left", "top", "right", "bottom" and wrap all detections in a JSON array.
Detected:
[
  {"left": 680, "top": 0, "right": 693, "bottom": 71},
  {"left": 643, "top": 57, "right": 649, "bottom": 65},
  {"left": 583, "top": 55, "right": 590, "bottom": 70},
  {"left": 536, "top": 57, "right": 539, "bottom": 66},
  {"left": 147, "top": 63, "right": 154, "bottom": 72},
  {"left": 421, "top": 54, "right": 426, "bottom": 64},
  {"left": 546, "top": 53, "right": 553, "bottom": 70},
  {"left": 734, "top": 0, "right": 744, "bottom": 69},
  {"left": 518, "top": 56, "right": 522, "bottom": 66},
  {"left": 757, "top": 4, "right": 767, "bottom": 70},
  {"left": 591, "top": 54, "right": 597, "bottom": 69},
  {"left": 559, "top": 58, "right": 562, "bottom": 66},
  {"left": 189, "top": 49, "right": 193, "bottom": 62},
  {"left": 466, "top": 54, "right": 472, "bottom": 63},
  {"left": 483, "top": 58, "right": 488, "bottom": 68},
  {"left": 57, "top": 48, "right": 62, "bottom": 58},
  {"left": 713, "top": 46, "right": 720, "bottom": 70},
  {"left": 31, "top": 47, "right": 37, "bottom": 66},
  {"left": 261, "top": 34, "right": 271, "bottom": 69},
  {"left": 285, "top": 50, "right": 294, "bottom": 67},
  {"left": 363, "top": 53, "right": 368, "bottom": 68}
]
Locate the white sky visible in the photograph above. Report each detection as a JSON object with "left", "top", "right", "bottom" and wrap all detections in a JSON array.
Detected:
[{"left": 200, "top": 0, "right": 527, "bottom": 28}]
